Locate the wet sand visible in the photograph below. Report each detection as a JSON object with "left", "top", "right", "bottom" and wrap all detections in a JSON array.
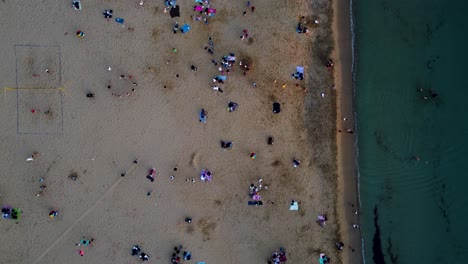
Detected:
[
  {"left": 333, "top": 0, "right": 364, "bottom": 263},
  {"left": 0, "top": 1, "right": 342, "bottom": 263}
]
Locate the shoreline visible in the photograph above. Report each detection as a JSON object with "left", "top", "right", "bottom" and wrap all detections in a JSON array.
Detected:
[{"left": 332, "top": 0, "right": 363, "bottom": 263}]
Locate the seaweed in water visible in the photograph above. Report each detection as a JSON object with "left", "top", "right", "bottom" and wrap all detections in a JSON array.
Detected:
[
  {"left": 438, "top": 183, "right": 451, "bottom": 232},
  {"left": 387, "top": 238, "right": 399, "bottom": 264},
  {"left": 372, "top": 206, "right": 386, "bottom": 264}
]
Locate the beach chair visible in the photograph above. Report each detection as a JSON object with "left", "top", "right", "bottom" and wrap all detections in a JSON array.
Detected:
[{"left": 180, "top": 24, "right": 191, "bottom": 33}]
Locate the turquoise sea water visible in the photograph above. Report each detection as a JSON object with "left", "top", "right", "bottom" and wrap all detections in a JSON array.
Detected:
[{"left": 355, "top": 0, "right": 468, "bottom": 263}]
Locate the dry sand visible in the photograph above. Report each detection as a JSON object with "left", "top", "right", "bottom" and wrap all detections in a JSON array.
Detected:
[{"left": 0, "top": 0, "right": 343, "bottom": 263}]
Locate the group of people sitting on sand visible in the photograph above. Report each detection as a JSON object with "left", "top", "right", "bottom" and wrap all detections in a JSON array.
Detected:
[{"left": 268, "top": 247, "right": 288, "bottom": 263}]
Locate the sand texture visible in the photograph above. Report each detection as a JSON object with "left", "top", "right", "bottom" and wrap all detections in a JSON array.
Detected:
[
  {"left": 333, "top": 0, "right": 364, "bottom": 263},
  {"left": 0, "top": 0, "right": 341, "bottom": 263}
]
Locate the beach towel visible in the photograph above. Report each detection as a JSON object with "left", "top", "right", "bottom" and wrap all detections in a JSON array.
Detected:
[
  {"left": 200, "top": 169, "right": 212, "bottom": 182},
  {"left": 216, "top": 75, "right": 227, "bottom": 81},
  {"left": 181, "top": 24, "right": 191, "bottom": 33},
  {"left": 199, "top": 110, "right": 207, "bottom": 123},
  {"left": 115, "top": 18, "right": 124, "bottom": 24},
  {"left": 169, "top": 5, "right": 180, "bottom": 18},
  {"left": 291, "top": 66, "right": 305, "bottom": 80},
  {"left": 289, "top": 201, "right": 299, "bottom": 211},
  {"left": 273, "top": 102, "right": 281, "bottom": 113},
  {"left": 194, "top": 0, "right": 203, "bottom": 2},
  {"left": 194, "top": 5, "right": 203, "bottom": 11},
  {"left": 206, "top": 8, "right": 216, "bottom": 16},
  {"left": 11, "top": 208, "right": 21, "bottom": 220},
  {"left": 72, "top": 1, "right": 82, "bottom": 10}
]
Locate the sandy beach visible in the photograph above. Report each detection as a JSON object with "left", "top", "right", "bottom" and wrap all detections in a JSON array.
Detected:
[
  {"left": 0, "top": 0, "right": 345, "bottom": 263},
  {"left": 332, "top": 0, "right": 363, "bottom": 263}
]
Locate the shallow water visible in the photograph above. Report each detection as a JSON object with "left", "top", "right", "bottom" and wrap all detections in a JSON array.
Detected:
[{"left": 354, "top": 0, "right": 468, "bottom": 263}]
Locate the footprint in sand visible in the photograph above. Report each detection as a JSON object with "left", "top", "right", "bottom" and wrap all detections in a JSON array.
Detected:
[{"left": 190, "top": 152, "right": 199, "bottom": 168}]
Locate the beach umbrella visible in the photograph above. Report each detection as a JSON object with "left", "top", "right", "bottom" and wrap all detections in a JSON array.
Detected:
[{"left": 181, "top": 24, "right": 191, "bottom": 33}]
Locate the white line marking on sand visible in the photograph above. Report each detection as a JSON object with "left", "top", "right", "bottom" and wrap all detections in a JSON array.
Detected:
[{"left": 32, "top": 164, "right": 137, "bottom": 264}]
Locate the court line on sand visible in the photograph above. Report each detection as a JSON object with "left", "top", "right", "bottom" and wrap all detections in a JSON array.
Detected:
[
  {"left": 1, "top": 87, "right": 65, "bottom": 91},
  {"left": 31, "top": 164, "right": 138, "bottom": 264}
]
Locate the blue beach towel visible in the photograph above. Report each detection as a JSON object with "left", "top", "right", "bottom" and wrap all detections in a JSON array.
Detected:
[
  {"left": 115, "top": 18, "right": 124, "bottom": 24},
  {"left": 199, "top": 109, "right": 207, "bottom": 123},
  {"left": 216, "top": 75, "right": 227, "bottom": 81}
]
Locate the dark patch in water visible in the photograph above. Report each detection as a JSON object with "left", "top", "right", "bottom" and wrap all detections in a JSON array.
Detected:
[
  {"left": 438, "top": 183, "right": 451, "bottom": 232},
  {"left": 377, "top": 177, "right": 394, "bottom": 206},
  {"left": 383, "top": 177, "right": 393, "bottom": 204},
  {"left": 372, "top": 206, "right": 386, "bottom": 264},
  {"left": 425, "top": 55, "right": 440, "bottom": 71},
  {"left": 373, "top": 130, "right": 405, "bottom": 162},
  {"left": 424, "top": 17, "right": 445, "bottom": 43},
  {"left": 387, "top": 238, "right": 399, "bottom": 264},
  {"left": 429, "top": 145, "right": 451, "bottom": 232}
]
